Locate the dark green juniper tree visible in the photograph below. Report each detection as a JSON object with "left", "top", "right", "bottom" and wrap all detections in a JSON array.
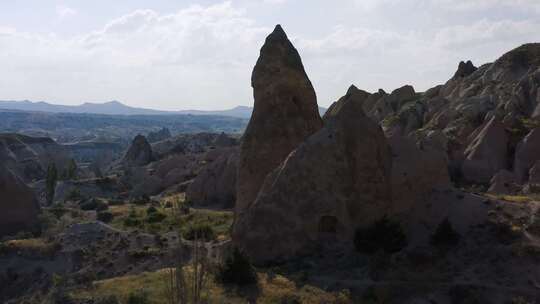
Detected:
[{"left": 45, "top": 163, "right": 58, "bottom": 205}]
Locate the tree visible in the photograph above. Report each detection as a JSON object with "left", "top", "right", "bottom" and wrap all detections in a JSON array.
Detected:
[
  {"left": 66, "top": 159, "right": 77, "bottom": 180},
  {"left": 45, "top": 163, "right": 58, "bottom": 205}
]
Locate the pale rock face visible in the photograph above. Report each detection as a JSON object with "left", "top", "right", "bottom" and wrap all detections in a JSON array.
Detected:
[
  {"left": 233, "top": 89, "right": 392, "bottom": 264},
  {"left": 514, "top": 128, "right": 540, "bottom": 183},
  {"left": 0, "top": 165, "right": 41, "bottom": 237},
  {"left": 462, "top": 117, "right": 508, "bottom": 184},
  {"left": 236, "top": 25, "right": 323, "bottom": 215}
]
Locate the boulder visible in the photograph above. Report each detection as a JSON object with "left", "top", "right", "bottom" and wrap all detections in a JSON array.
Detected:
[
  {"left": 462, "top": 117, "right": 508, "bottom": 184},
  {"left": 0, "top": 165, "right": 41, "bottom": 237},
  {"left": 186, "top": 147, "right": 238, "bottom": 208},
  {"left": 514, "top": 128, "right": 540, "bottom": 182},
  {"left": 236, "top": 25, "right": 323, "bottom": 214},
  {"left": 488, "top": 170, "right": 519, "bottom": 194},
  {"left": 233, "top": 89, "right": 392, "bottom": 264},
  {"left": 123, "top": 135, "right": 153, "bottom": 166}
]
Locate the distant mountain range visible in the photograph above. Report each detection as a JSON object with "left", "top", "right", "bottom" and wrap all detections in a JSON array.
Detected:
[{"left": 0, "top": 100, "right": 327, "bottom": 118}]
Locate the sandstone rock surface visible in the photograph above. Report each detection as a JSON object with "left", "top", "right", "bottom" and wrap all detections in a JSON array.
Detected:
[
  {"left": 236, "top": 25, "right": 323, "bottom": 214},
  {"left": 234, "top": 89, "right": 391, "bottom": 264}
]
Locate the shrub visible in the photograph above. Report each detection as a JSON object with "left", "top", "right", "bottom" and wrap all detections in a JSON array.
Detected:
[
  {"left": 94, "top": 295, "right": 120, "bottom": 304},
  {"left": 66, "top": 188, "right": 82, "bottom": 201},
  {"left": 80, "top": 199, "right": 108, "bottom": 211},
  {"left": 431, "top": 218, "right": 460, "bottom": 247},
  {"left": 97, "top": 211, "right": 114, "bottom": 223},
  {"left": 126, "top": 291, "right": 150, "bottom": 304},
  {"left": 354, "top": 216, "right": 407, "bottom": 254},
  {"left": 146, "top": 206, "right": 158, "bottom": 215},
  {"left": 146, "top": 211, "right": 166, "bottom": 223},
  {"left": 124, "top": 217, "right": 141, "bottom": 227},
  {"left": 108, "top": 199, "right": 125, "bottom": 206},
  {"left": 183, "top": 223, "right": 215, "bottom": 241},
  {"left": 217, "top": 248, "right": 257, "bottom": 286}
]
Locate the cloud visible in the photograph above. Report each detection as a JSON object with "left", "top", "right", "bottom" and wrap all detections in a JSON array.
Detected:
[
  {"left": 56, "top": 5, "right": 77, "bottom": 18},
  {"left": 0, "top": 1, "right": 269, "bottom": 110},
  {"left": 0, "top": 0, "right": 539, "bottom": 109}
]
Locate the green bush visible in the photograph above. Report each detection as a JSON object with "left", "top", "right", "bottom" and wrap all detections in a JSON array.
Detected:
[
  {"left": 354, "top": 216, "right": 407, "bottom": 254},
  {"left": 94, "top": 295, "right": 120, "bottom": 304},
  {"left": 430, "top": 218, "right": 460, "bottom": 247},
  {"left": 183, "top": 223, "right": 215, "bottom": 241},
  {"left": 145, "top": 211, "right": 166, "bottom": 223},
  {"left": 66, "top": 188, "right": 82, "bottom": 201},
  {"left": 126, "top": 291, "right": 150, "bottom": 304},
  {"left": 97, "top": 211, "right": 114, "bottom": 223},
  {"left": 217, "top": 248, "right": 257, "bottom": 286},
  {"left": 146, "top": 206, "right": 158, "bottom": 215},
  {"left": 124, "top": 217, "right": 141, "bottom": 227}
]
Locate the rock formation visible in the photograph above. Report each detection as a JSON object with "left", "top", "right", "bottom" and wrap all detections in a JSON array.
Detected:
[
  {"left": 461, "top": 117, "right": 508, "bottom": 184},
  {"left": 0, "top": 164, "right": 41, "bottom": 237},
  {"left": 452, "top": 60, "right": 477, "bottom": 79},
  {"left": 123, "top": 135, "right": 153, "bottom": 166},
  {"left": 488, "top": 170, "right": 518, "bottom": 194},
  {"left": 186, "top": 147, "right": 238, "bottom": 208},
  {"left": 514, "top": 127, "right": 540, "bottom": 182},
  {"left": 388, "top": 134, "right": 451, "bottom": 214},
  {"left": 147, "top": 127, "right": 172, "bottom": 143},
  {"left": 236, "top": 25, "right": 323, "bottom": 214},
  {"left": 234, "top": 87, "right": 392, "bottom": 264}
]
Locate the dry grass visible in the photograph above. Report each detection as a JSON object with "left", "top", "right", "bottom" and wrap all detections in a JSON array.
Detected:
[
  {"left": 484, "top": 194, "right": 535, "bottom": 203},
  {"left": 108, "top": 202, "right": 233, "bottom": 239},
  {"left": 71, "top": 269, "right": 353, "bottom": 304},
  {"left": 0, "top": 238, "right": 60, "bottom": 257}
]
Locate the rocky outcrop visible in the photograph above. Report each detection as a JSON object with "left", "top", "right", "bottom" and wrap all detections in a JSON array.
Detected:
[
  {"left": 123, "top": 135, "right": 153, "bottom": 166},
  {"left": 514, "top": 128, "right": 540, "bottom": 182},
  {"left": 461, "top": 117, "right": 508, "bottom": 184},
  {"left": 234, "top": 89, "right": 391, "bottom": 264},
  {"left": 147, "top": 128, "right": 171, "bottom": 143},
  {"left": 186, "top": 148, "right": 238, "bottom": 208},
  {"left": 0, "top": 133, "right": 71, "bottom": 182},
  {"left": 0, "top": 164, "right": 41, "bottom": 237},
  {"left": 236, "top": 25, "right": 323, "bottom": 214},
  {"left": 452, "top": 60, "right": 477, "bottom": 79}
]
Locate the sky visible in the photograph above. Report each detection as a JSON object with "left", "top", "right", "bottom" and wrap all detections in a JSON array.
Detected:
[{"left": 0, "top": 0, "right": 539, "bottom": 110}]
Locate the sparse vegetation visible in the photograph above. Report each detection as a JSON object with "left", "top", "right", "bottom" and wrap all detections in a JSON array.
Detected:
[
  {"left": 97, "top": 211, "right": 114, "bottom": 223},
  {"left": 182, "top": 223, "right": 216, "bottom": 241},
  {"left": 354, "top": 216, "right": 407, "bottom": 254}
]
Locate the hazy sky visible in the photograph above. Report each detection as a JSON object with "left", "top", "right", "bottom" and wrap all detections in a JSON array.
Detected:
[{"left": 0, "top": 0, "right": 539, "bottom": 110}]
